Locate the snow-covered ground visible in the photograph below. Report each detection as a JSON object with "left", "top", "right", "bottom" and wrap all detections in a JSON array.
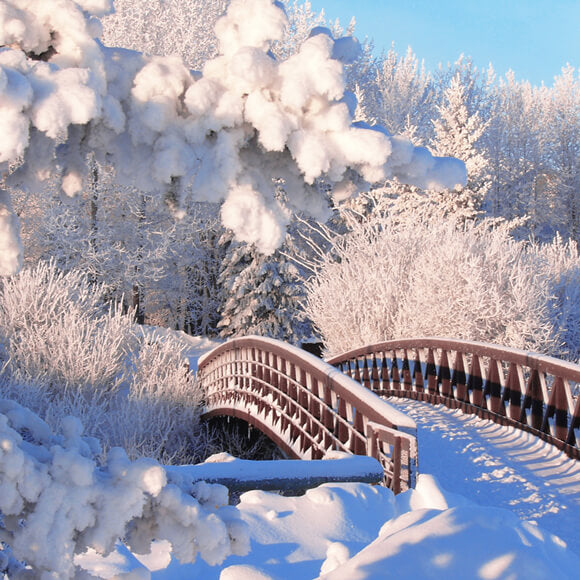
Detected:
[
  {"left": 81, "top": 337, "right": 580, "bottom": 579},
  {"left": 6, "top": 332, "right": 579, "bottom": 578},
  {"left": 117, "top": 399, "right": 579, "bottom": 579}
]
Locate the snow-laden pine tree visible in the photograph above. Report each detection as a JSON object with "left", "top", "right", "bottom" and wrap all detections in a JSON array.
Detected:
[
  {"left": 217, "top": 232, "right": 312, "bottom": 344},
  {"left": 429, "top": 70, "right": 491, "bottom": 220}
]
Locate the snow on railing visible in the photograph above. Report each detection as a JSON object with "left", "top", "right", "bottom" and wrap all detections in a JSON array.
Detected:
[
  {"left": 197, "top": 336, "right": 418, "bottom": 493},
  {"left": 328, "top": 338, "right": 580, "bottom": 460}
]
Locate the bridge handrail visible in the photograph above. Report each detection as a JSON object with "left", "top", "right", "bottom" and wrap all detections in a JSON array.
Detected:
[
  {"left": 198, "top": 336, "right": 418, "bottom": 492},
  {"left": 327, "top": 337, "right": 580, "bottom": 460}
]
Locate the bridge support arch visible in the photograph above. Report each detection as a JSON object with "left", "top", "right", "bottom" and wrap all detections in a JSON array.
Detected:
[{"left": 198, "top": 336, "right": 418, "bottom": 493}]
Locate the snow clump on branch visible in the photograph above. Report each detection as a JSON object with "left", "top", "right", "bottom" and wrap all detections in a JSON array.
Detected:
[
  {"left": 0, "top": 0, "right": 466, "bottom": 272},
  {"left": 0, "top": 398, "right": 249, "bottom": 577}
]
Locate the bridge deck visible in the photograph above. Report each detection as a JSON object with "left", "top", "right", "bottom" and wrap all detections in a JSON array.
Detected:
[{"left": 390, "top": 397, "right": 580, "bottom": 555}]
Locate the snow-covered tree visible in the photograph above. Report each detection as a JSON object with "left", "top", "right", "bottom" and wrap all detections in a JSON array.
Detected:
[
  {"left": 101, "top": 0, "right": 227, "bottom": 69},
  {"left": 429, "top": 70, "right": 491, "bottom": 220},
  {"left": 273, "top": 0, "right": 326, "bottom": 60},
  {"left": 484, "top": 72, "right": 544, "bottom": 225},
  {"left": 305, "top": 213, "right": 580, "bottom": 358},
  {"left": 364, "top": 46, "right": 434, "bottom": 139},
  {"left": 0, "top": 0, "right": 466, "bottom": 275},
  {"left": 546, "top": 65, "right": 580, "bottom": 241},
  {"left": 217, "top": 233, "right": 311, "bottom": 343}
]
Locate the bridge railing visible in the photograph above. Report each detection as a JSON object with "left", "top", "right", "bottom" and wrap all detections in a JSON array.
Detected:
[
  {"left": 327, "top": 338, "right": 580, "bottom": 460},
  {"left": 197, "top": 336, "right": 418, "bottom": 493}
]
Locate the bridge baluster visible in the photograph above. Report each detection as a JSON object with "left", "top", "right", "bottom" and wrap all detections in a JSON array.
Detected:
[
  {"left": 319, "top": 382, "right": 334, "bottom": 432},
  {"left": 412, "top": 350, "right": 424, "bottom": 393},
  {"left": 380, "top": 352, "right": 389, "bottom": 391},
  {"left": 542, "top": 376, "right": 572, "bottom": 440},
  {"left": 308, "top": 377, "right": 320, "bottom": 423},
  {"left": 362, "top": 357, "right": 371, "bottom": 390},
  {"left": 270, "top": 352, "right": 280, "bottom": 391},
  {"left": 353, "top": 410, "right": 367, "bottom": 455},
  {"left": 371, "top": 354, "right": 380, "bottom": 392},
  {"left": 468, "top": 355, "right": 485, "bottom": 407},
  {"left": 353, "top": 358, "right": 362, "bottom": 384},
  {"left": 438, "top": 349, "right": 452, "bottom": 399},
  {"left": 504, "top": 363, "right": 524, "bottom": 421},
  {"left": 391, "top": 351, "right": 401, "bottom": 390},
  {"left": 452, "top": 351, "right": 468, "bottom": 403},
  {"left": 567, "top": 395, "right": 580, "bottom": 446},
  {"left": 426, "top": 349, "right": 438, "bottom": 396},
  {"left": 391, "top": 436, "right": 402, "bottom": 495},
  {"left": 485, "top": 359, "right": 505, "bottom": 416},
  {"left": 402, "top": 350, "right": 412, "bottom": 391},
  {"left": 521, "top": 369, "right": 547, "bottom": 431},
  {"left": 337, "top": 397, "right": 349, "bottom": 444}
]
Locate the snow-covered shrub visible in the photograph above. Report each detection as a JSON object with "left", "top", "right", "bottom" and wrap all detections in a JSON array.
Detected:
[
  {"left": 305, "top": 214, "right": 574, "bottom": 358},
  {"left": 111, "top": 331, "right": 204, "bottom": 463},
  {"left": 0, "top": 260, "right": 205, "bottom": 463},
  {"left": 0, "top": 259, "right": 135, "bottom": 394},
  {"left": 0, "top": 399, "right": 249, "bottom": 578},
  {"left": 530, "top": 234, "right": 580, "bottom": 362}
]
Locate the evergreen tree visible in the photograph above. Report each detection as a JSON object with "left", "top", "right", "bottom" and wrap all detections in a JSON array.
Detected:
[
  {"left": 217, "top": 233, "right": 312, "bottom": 344},
  {"left": 430, "top": 70, "right": 491, "bottom": 220}
]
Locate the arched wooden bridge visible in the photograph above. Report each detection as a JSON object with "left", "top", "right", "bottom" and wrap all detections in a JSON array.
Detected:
[{"left": 198, "top": 336, "right": 580, "bottom": 494}]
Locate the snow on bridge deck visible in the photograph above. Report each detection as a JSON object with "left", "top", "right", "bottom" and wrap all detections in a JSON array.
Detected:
[{"left": 388, "top": 397, "right": 580, "bottom": 555}]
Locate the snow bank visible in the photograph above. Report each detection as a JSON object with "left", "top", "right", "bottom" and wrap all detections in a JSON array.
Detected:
[
  {"left": 323, "top": 476, "right": 580, "bottom": 579},
  {"left": 138, "top": 474, "right": 580, "bottom": 578}
]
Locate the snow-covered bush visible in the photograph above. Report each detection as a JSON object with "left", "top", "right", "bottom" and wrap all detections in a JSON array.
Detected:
[
  {"left": 0, "top": 399, "right": 249, "bottom": 578},
  {"left": 305, "top": 214, "right": 578, "bottom": 358},
  {"left": 115, "top": 331, "right": 204, "bottom": 463},
  {"left": 0, "top": 259, "right": 134, "bottom": 394},
  {"left": 0, "top": 260, "right": 205, "bottom": 463},
  {"left": 530, "top": 234, "right": 580, "bottom": 362}
]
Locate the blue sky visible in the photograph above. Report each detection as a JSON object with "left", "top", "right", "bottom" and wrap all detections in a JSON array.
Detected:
[{"left": 305, "top": 0, "right": 579, "bottom": 86}]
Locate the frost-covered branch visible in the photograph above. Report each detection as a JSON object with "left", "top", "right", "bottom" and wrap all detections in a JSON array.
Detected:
[{"left": 0, "top": 0, "right": 466, "bottom": 274}]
